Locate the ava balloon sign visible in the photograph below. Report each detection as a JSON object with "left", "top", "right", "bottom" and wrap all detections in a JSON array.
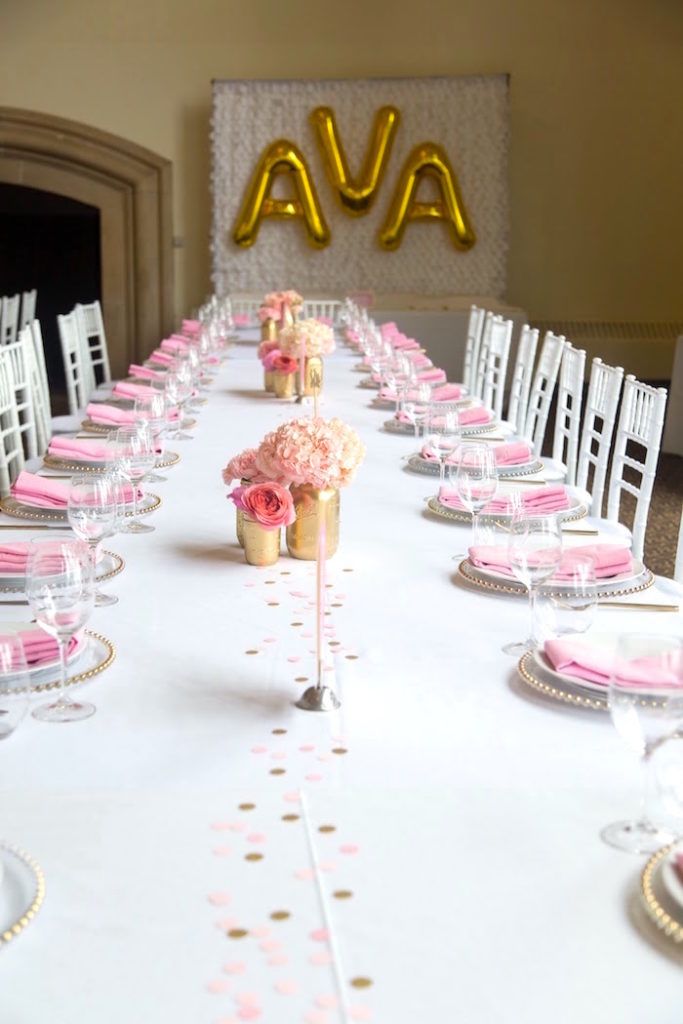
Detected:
[
  {"left": 211, "top": 77, "right": 509, "bottom": 297},
  {"left": 233, "top": 105, "right": 476, "bottom": 252}
]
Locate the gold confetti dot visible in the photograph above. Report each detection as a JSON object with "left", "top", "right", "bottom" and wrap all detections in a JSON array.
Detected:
[
  {"left": 280, "top": 571, "right": 291, "bottom": 575},
  {"left": 238, "top": 803, "right": 256, "bottom": 811},
  {"left": 324, "top": 611, "right": 332, "bottom": 616},
  {"left": 281, "top": 813, "right": 300, "bottom": 822},
  {"left": 333, "top": 890, "right": 353, "bottom": 900},
  {"left": 350, "top": 977, "right": 373, "bottom": 989},
  {"left": 345, "top": 655, "right": 359, "bottom": 661},
  {"left": 245, "top": 649, "right": 260, "bottom": 655},
  {"left": 245, "top": 852, "right": 263, "bottom": 862},
  {"left": 267, "top": 602, "right": 280, "bottom": 607},
  {"left": 270, "top": 768, "right": 286, "bottom": 776},
  {"left": 329, "top": 641, "right": 341, "bottom": 647},
  {"left": 331, "top": 603, "right": 343, "bottom": 608},
  {"left": 265, "top": 580, "right": 276, "bottom": 585},
  {"left": 343, "top": 568, "right": 353, "bottom": 573},
  {"left": 325, "top": 584, "right": 334, "bottom": 589},
  {"left": 291, "top": 621, "right": 303, "bottom": 627},
  {"left": 332, "top": 747, "right": 348, "bottom": 755},
  {"left": 270, "top": 910, "right": 291, "bottom": 921},
  {"left": 295, "top": 676, "right": 309, "bottom": 683},
  {"left": 228, "top": 928, "right": 248, "bottom": 939},
  {"left": 272, "top": 728, "right": 287, "bottom": 735},
  {"left": 318, "top": 824, "right": 336, "bottom": 834}
]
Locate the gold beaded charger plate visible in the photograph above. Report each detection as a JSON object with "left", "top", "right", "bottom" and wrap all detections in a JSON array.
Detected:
[
  {"left": 458, "top": 556, "right": 654, "bottom": 600},
  {"left": 0, "top": 493, "right": 161, "bottom": 523},
  {"left": 641, "top": 843, "right": 683, "bottom": 943},
  {"left": 43, "top": 450, "right": 180, "bottom": 472},
  {"left": 385, "top": 418, "right": 498, "bottom": 437},
  {"left": 81, "top": 418, "right": 196, "bottom": 434},
  {"left": 516, "top": 647, "right": 608, "bottom": 710},
  {"left": 374, "top": 395, "right": 474, "bottom": 413},
  {"left": 0, "top": 621, "right": 115, "bottom": 692},
  {"left": 407, "top": 452, "right": 544, "bottom": 478},
  {"left": 426, "top": 494, "right": 587, "bottom": 527},
  {"left": 0, "top": 549, "right": 124, "bottom": 594},
  {"left": 0, "top": 843, "right": 46, "bottom": 947}
]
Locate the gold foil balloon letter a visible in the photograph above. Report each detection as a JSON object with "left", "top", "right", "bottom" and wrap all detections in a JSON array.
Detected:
[
  {"left": 233, "top": 139, "right": 330, "bottom": 249},
  {"left": 310, "top": 105, "right": 400, "bottom": 216},
  {"left": 379, "top": 142, "right": 475, "bottom": 251}
]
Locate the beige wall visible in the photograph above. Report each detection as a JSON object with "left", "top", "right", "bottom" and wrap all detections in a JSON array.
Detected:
[{"left": 2, "top": 0, "right": 682, "bottom": 327}]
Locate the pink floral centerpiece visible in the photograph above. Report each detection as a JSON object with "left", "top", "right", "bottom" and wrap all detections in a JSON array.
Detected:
[
  {"left": 222, "top": 448, "right": 264, "bottom": 486},
  {"left": 227, "top": 481, "right": 295, "bottom": 566},
  {"left": 258, "top": 291, "right": 304, "bottom": 335},
  {"left": 279, "top": 319, "right": 335, "bottom": 398}
]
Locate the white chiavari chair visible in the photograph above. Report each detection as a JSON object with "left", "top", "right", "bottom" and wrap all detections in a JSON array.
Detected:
[
  {"left": 0, "top": 354, "right": 25, "bottom": 495},
  {"left": 504, "top": 324, "right": 539, "bottom": 435},
  {"left": 0, "top": 294, "right": 20, "bottom": 346},
  {"left": 1, "top": 335, "right": 39, "bottom": 461},
  {"left": 19, "top": 289, "right": 37, "bottom": 330},
  {"left": 30, "top": 319, "right": 81, "bottom": 438},
  {"left": 479, "top": 315, "right": 514, "bottom": 420},
  {"left": 540, "top": 343, "right": 586, "bottom": 484},
  {"left": 18, "top": 325, "right": 51, "bottom": 457},
  {"left": 462, "top": 304, "right": 486, "bottom": 395},
  {"left": 574, "top": 358, "right": 624, "bottom": 515},
  {"left": 301, "top": 299, "right": 343, "bottom": 325},
  {"left": 230, "top": 296, "right": 262, "bottom": 326},
  {"left": 58, "top": 310, "right": 93, "bottom": 414},
  {"left": 603, "top": 376, "right": 668, "bottom": 561},
  {"left": 76, "top": 300, "right": 111, "bottom": 385},
  {"left": 521, "top": 330, "right": 566, "bottom": 456}
]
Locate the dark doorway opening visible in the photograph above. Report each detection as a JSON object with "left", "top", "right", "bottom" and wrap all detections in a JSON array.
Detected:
[{"left": 0, "top": 183, "right": 101, "bottom": 410}]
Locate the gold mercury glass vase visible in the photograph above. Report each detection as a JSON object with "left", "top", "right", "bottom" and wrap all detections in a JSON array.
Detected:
[
  {"left": 286, "top": 484, "right": 340, "bottom": 560},
  {"left": 264, "top": 369, "right": 275, "bottom": 392},
  {"left": 296, "top": 355, "right": 323, "bottom": 398},
  {"left": 242, "top": 518, "right": 281, "bottom": 566},
  {"left": 273, "top": 371, "right": 295, "bottom": 398},
  {"left": 235, "top": 477, "right": 250, "bottom": 548},
  {"left": 261, "top": 318, "right": 278, "bottom": 341}
]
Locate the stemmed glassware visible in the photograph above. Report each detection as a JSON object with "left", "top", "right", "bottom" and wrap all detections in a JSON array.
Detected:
[
  {"left": 602, "top": 633, "right": 683, "bottom": 854},
  {"left": 0, "top": 635, "right": 30, "bottom": 739},
  {"left": 425, "top": 409, "right": 460, "bottom": 484},
  {"left": 503, "top": 514, "right": 563, "bottom": 656},
  {"left": 165, "top": 368, "right": 193, "bottom": 441},
  {"left": 447, "top": 443, "right": 497, "bottom": 562},
  {"left": 403, "top": 383, "right": 432, "bottom": 439},
  {"left": 135, "top": 393, "right": 167, "bottom": 483},
  {"left": 113, "top": 426, "right": 157, "bottom": 534},
  {"left": 67, "top": 474, "right": 118, "bottom": 607},
  {"left": 26, "top": 538, "right": 95, "bottom": 723},
  {"left": 535, "top": 554, "right": 597, "bottom": 642}
]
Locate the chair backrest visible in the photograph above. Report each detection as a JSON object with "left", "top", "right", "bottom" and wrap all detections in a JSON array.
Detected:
[
  {"left": 505, "top": 324, "right": 539, "bottom": 434},
  {"left": 606, "top": 376, "right": 668, "bottom": 561},
  {"left": 551, "top": 343, "right": 586, "bottom": 485},
  {"left": 19, "top": 324, "right": 51, "bottom": 456},
  {"left": 76, "top": 300, "right": 111, "bottom": 385},
  {"left": 575, "top": 358, "right": 624, "bottom": 515},
  {"left": 522, "top": 330, "right": 566, "bottom": 456},
  {"left": 2, "top": 335, "right": 38, "bottom": 460},
  {"left": 19, "top": 289, "right": 37, "bottom": 330},
  {"left": 230, "top": 296, "right": 262, "bottom": 325},
  {"left": 463, "top": 304, "right": 486, "bottom": 394},
  {"left": 480, "top": 316, "right": 513, "bottom": 420},
  {"left": 301, "top": 299, "right": 343, "bottom": 325},
  {"left": 0, "top": 294, "right": 20, "bottom": 346},
  {"left": 0, "top": 354, "right": 25, "bottom": 495},
  {"left": 58, "top": 310, "right": 93, "bottom": 414},
  {"left": 675, "top": 506, "right": 683, "bottom": 584}
]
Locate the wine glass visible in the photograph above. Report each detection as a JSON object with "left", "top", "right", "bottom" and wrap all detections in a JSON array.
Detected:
[
  {"left": 26, "top": 538, "right": 95, "bottom": 723},
  {"left": 453, "top": 442, "right": 497, "bottom": 535},
  {"left": 113, "top": 426, "right": 157, "bottom": 534},
  {"left": 0, "top": 634, "right": 30, "bottom": 739},
  {"left": 165, "top": 370, "right": 193, "bottom": 441},
  {"left": 424, "top": 409, "right": 460, "bottom": 486},
  {"left": 602, "top": 633, "right": 683, "bottom": 854},
  {"left": 503, "top": 515, "right": 563, "bottom": 656},
  {"left": 534, "top": 554, "right": 597, "bottom": 642},
  {"left": 135, "top": 393, "right": 168, "bottom": 483},
  {"left": 67, "top": 474, "right": 118, "bottom": 607}
]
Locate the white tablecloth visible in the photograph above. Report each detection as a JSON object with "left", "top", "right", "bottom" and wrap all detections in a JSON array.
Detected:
[{"left": 1, "top": 337, "right": 681, "bottom": 1022}]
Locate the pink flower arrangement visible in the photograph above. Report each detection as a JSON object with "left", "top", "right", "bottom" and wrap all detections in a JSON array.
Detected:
[
  {"left": 258, "top": 305, "right": 281, "bottom": 323},
  {"left": 271, "top": 354, "right": 298, "bottom": 375},
  {"left": 262, "top": 348, "right": 282, "bottom": 371},
  {"left": 258, "top": 339, "right": 280, "bottom": 362},
  {"left": 228, "top": 482, "right": 295, "bottom": 530},
  {"left": 259, "top": 290, "right": 304, "bottom": 325},
  {"left": 279, "top": 319, "right": 335, "bottom": 359},
  {"left": 258, "top": 416, "right": 365, "bottom": 490},
  {"left": 222, "top": 448, "right": 263, "bottom": 485}
]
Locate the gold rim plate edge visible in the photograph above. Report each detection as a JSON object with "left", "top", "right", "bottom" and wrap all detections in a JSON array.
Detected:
[
  {"left": 641, "top": 844, "right": 683, "bottom": 943},
  {"left": 0, "top": 843, "right": 46, "bottom": 946},
  {"left": 458, "top": 558, "right": 655, "bottom": 601},
  {"left": 0, "top": 494, "right": 161, "bottom": 522},
  {"left": 517, "top": 650, "right": 607, "bottom": 711},
  {"left": 28, "top": 629, "right": 116, "bottom": 694}
]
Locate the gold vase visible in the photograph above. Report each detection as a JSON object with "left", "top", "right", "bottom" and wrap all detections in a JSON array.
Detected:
[
  {"left": 295, "top": 356, "right": 323, "bottom": 398},
  {"left": 286, "top": 484, "right": 340, "bottom": 560},
  {"left": 273, "top": 371, "right": 295, "bottom": 399},
  {"left": 242, "top": 518, "right": 281, "bottom": 566},
  {"left": 261, "top": 318, "right": 278, "bottom": 341},
  {"left": 235, "top": 477, "right": 251, "bottom": 548},
  {"left": 264, "top": 369, "right": 275, "bottom": 392}
]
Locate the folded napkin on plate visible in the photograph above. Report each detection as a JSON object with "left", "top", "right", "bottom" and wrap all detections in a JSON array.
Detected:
[
  {"left": 431, "top": 384, "right": 463, "bottom": 402},
  {"left": 128, "top": 364, "right": 165, "bottom": 382},
  {"left": 112, "top": 381, "right": 158, "bottom": 400},
  {"left": 182, "top": 319, "right": 200, "bottom": 335},
  {"left": 544, "top": 637, "right": 680, "bottom": 688},
  {"left": 0, "top": 544, "right": 62, "bottom": 573},
  {"left": 232, "top": 313, "right": 250, "bottom": 328},
  {"left": 149, "top": 349, "right": 174, "bottom": 366},
  {"left": 468, "top": 542, "right": 633, "bottom": 580},
  {"left": 417, "top": 367, "right": 447, "bottom": 384},
  {"left": 392, "top": 337, "right": 420, "bottom": 351},
  {"left": 457, "top": 406, "right": 493, "bottom": 427},
  {"left": 405, "top": 352, "right": 433, "bottom": 368},
  {"left": 346, "top": 329, "right": 359, "bottom": 344},
  {"left": 47, "top": 436, "right": 113, "bottom": 462},
  {"left": 490, "top": 441, "right": 533, "bottom": 466},
  {"left": 380, "top": 322, "right": 398, "bottom": 338},
  {"left": 161, "top": 338, "right": 188, "bottom": 353},
  {"left": 438, "top": 484, "right": 570, "bottom": 514},
  {"left": 12, "top": 470, "right": 137, "bottom": 509},
  {"left": 85, "top": 402, "right": 136, "bottom": 425},
  {"left": 14, "top": 628, "right": 82, "bottom": 667}
]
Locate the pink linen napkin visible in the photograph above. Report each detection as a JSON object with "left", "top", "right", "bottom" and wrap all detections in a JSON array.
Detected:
[
  {"left": 113, "top": 381, "right": 158, "bottom": 400},
  {"left": 468, "top": 542, "right": 632, "bottom": 580},
  {"left": 149, "top": 349, "right": 174, "bottom": 366},
  {"left": 161, "top": 338, "right": 188, "bottom": 354},
  {"left": 233, "top": 313, "right": 250, "bottom": 327},
  {"left": 458, "top": 406, "right": 493, "bottom": 426},
  {"left": 47, "top": 437, "right": 113, "bottom": 462},
  {"left": 417, "top": 368, "right": 447, "bottom": 384},
  {"left": 438, "top": 484, "right": 570, "bottom": 514},
  {"left": 430, "top": 384, "right": 463, "bottom": 402},
  {"left": 16, "top": 628, "right": 82, "bottom": 666},
  {"left": 0, "top": 545, "right": 65, "bottom": 574},
  {"left": 380, "top": 322, "right": 398, "bottom": 338},
  {"left": 346, "top": 329, "right": 359, "bottom": 344},
  {"left": 406, "top": 352, "right": 433, "bottom": 368},
  {"left": 128, "top": 364, "right": 165, "bottom": 382},
  {"left": 543, "top": 638, "right": 680, "bottom": 688},
  {"left": 182, "top": 319, "right": 200, "bottom": 335},
  {"left": 392, "top": 337, "right": 421, "bottom": 351},
  {"left": 86, "top": 402, "right": 137, "bottom": 425},
  {"left": 12, "top": 470, "right": 138, "bottom": 509},
  {"left": 490, "top": 441, "right": 533, "bottom": 466}
]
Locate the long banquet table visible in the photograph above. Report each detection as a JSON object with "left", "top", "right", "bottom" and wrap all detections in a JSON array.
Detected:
[{"left": 1, "top": 335, "right": 682, "bottom": 1022}]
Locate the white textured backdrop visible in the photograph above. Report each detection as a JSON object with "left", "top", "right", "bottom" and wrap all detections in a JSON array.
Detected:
[{"left": 211, "top": 76, "right": 509, "bottom": 297}]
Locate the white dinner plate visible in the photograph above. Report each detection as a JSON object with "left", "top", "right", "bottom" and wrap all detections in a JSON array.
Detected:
[
  {"left": 0, "top": 621, "right": 87, "bottom": 682},
  {"left": 0, "top": 492, "right": 161, "bottom": 523},
  {"left": 43, "top": 450, "right": 180, "bottom": 473},
  {"left": 406, "top": 452, "right": 544, "bottom": 478},
  {"left": 0, "top": 549, "right": 124, "bottom": 594},
  {"left": 385, "top": 417, "right": 498, "bottom": 437},
  {"left": 458, "top": 555, "right": 654, "bottom": 600},
  {"left": 426, "top": 493, "right": 587, "bottom": 526}
]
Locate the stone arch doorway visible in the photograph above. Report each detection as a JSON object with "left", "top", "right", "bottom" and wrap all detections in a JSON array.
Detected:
[{"left": 0, "top": 107, "right": 174, "bottom": 375}]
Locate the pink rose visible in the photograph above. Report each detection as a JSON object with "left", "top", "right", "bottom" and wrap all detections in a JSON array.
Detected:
[
  {"left": 262, "top": 348, "right": 283, "bottom": 371},
  {"left": 272, "top": 354, "right": 298, "bottom": 374},
  {"left": 240, "top": 482, "right": 295, "bottom": 530},
  {"left": 258, "top": 340, "right": 280, "bottom": 362},
  {"left": 258, "top": 305, "right": 281, "bottom": 323}
]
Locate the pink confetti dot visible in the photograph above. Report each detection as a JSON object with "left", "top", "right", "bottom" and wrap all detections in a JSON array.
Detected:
[
  {"left": 349, "top": 1007, "right": 372, "bottom": 1022},
  {"left": 318, "top": 861, "right": 336, "bottom": 872},
  {"left": 207, "top": 978, "right": 231, "bottom": 994},
  {"left": 210, "top": 821, "right": 233, "bottom": 831},
  {"left": 299, "top": 744, "right": 315, "bottom": 752},
  {"left": 212, "top": 845, "right": 232, "bottom": 857},
  {"left": 215, "top": 917, "right": 239, "bottom": 930},
  {"left": 287, "top": 656, "right": 301, "bottom": 663},
  {"left": 309, "top": 928, "right": 329, "bottom": 943},
  {"left": 236, "top": 992, "right": 260, "bottom": 1007},
  {"left": 270, "top": 751, "right": 287, "bottom": 760},
  {"left": 339, "top": 844, "right": 359, "bottom": 855},
  {"left": 310, "top": 951, "right": 333, "bottom": 966},
  {"left": 305, "top": 1011, "right": 327, "bottom": 1024},
  {"left": 247, "top": 833, "right": 267, "bottom": 844},
  {"left": 250, "top": 926, "right": 270, "bottom": 938},
  {"left": 237, "top": 1009, "right": 261, "bottom": 1022},
  {"left": 223, "top": 962, "right": 247, "bottom": 975},
  {"left": 268, "top": 953, "right": 289, "bottom": 966},
  {"left": 208, "top": 892, "right": 231, "bottom": 907},
  {"left": 317, "top": 755, "right": 332, "bottom": 763},
  {"left": 215, "top": 1018, "right": 238, "bottom": 1024},
  {"left": 259, "top": 939, "right": 280, "bottom": 952},
  {"left": 251, "top": 746, "right": 267, "bottom": 755},
  {"left": 263, "top": 637, "right": 278, "bottom": 643},
  {"left": 244, "top": 582, "right": 256, "bottom": 588},
  {"left": 275, "top": 979, "right": 299, "bottom": 996},
  {"left": 290, "top": 590, "right": 308, "bottom": 598},
  {"left": 301, "top": 631, "right": 313, "bottom": 639},
  {"left": 316, "top": 994, "right": 339, "bottom": 1010},
  {"left": 283, "top": 791, "right": 301, "bottom": 804},
  {"left": 295, "top": 868, "right": 316, "bottom": 881},
  {"left": 305, "top": 774, "right": 323, "bottom": 783},
  {"left": 230, "top": 822, "right": 247, "bottom": 833},
  {"left": 335, "top": 593, "right": 347, "bottom": 600}
]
